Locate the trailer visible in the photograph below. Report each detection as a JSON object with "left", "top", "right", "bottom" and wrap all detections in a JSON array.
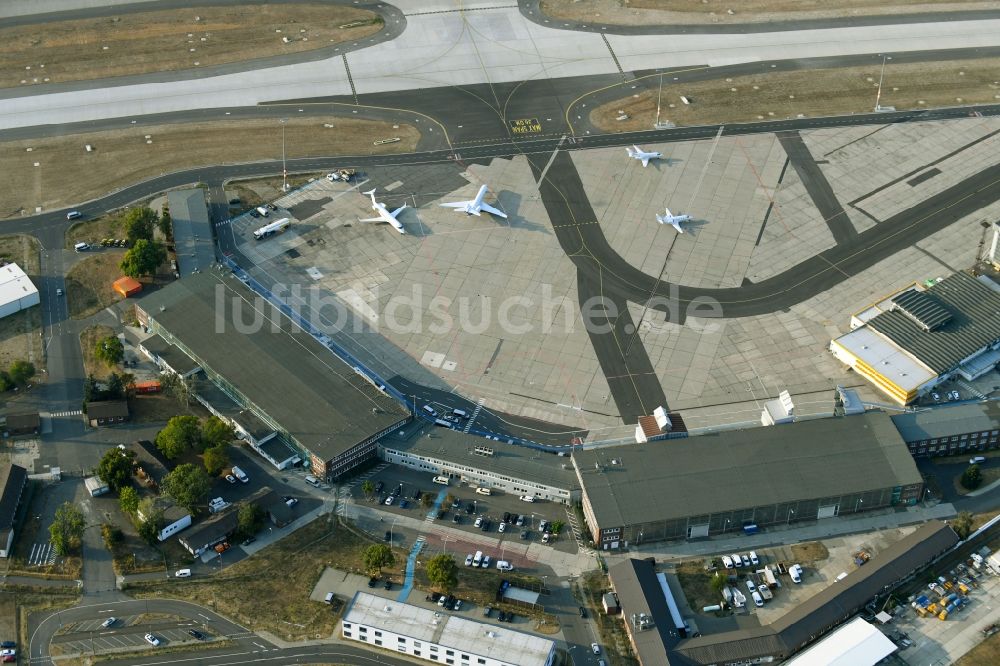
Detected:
[
  {"left": 760, "top": 566, "right": 778, "bottom": 588},
  {"left": 253, "top": 217, "right": 291, "bottom": 240}
]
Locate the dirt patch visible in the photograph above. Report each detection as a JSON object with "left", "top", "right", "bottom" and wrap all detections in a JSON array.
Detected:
[
  {"left": 0, "top": 235, "right": 43, "bottom": 370},
  {"left": 676, "top": 561, "right": 724, "bottom": 616},
  {"left": 589, "top": 57, "right": 1000, "bottom": 132},
  {"left": 956, "top": 628, "right": 1000, "bottom": 665},
  {"left": 1, "top": 4, "right": 381, "bottom": 89},
  {"left": 791, "top": 541, "right": 829, "bottom": 564},
  {"left": 65, "top": 252, "right": 127, "bottom": 319},
  {"left": 79, "top": 324, "right": 117, "bottom": 381},
  {"left": 0, "top": 592, "right": 15, "bottom": 648},
  {"left": 1, "top": 117, "right": 420, "bottom": 218},
  {"left": 541, "top": 0, "right": 996, "bottom": 25},
  {"left": 130, "top": 392, "right": 210, "bottom": 424},
  {"left": 66, "top": 217, "right": 123, "bottom": 250}
]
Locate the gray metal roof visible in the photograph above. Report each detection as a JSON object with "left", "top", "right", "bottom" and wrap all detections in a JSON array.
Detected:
[
  {"left": 140, "top": 334, "right": 201, "bottom": 376},
  {"left": 137, "top": 272, "right": 409, "bottom": 462},
  {"left": 675, "top": 521, "right": 958, "bottom": 664},
  {"left": 607, "top": 559, "right": 677, "bottom": 666},
  {"left": 867, "top": 272, "right": 1000, "bottom": 374},
  {"left": 383, "top": 426, "right": 578, "bottom": 492},
  {"left": 891, "top": 401, "right": 1000, "bottom": 442},
  {"left": 575, "top": 412, "right": 921, "bottom": 528},
  {"left": 166, "top": 188, "right": 215, "bottom": 277},
  {"left": 0, "top": 464, "right": 27, "bottom": 532}
]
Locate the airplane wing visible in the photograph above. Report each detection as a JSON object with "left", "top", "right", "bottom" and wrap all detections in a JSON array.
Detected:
[
  {"left": 670, "top": 220, "right": 684, "bottom": 233},
  {"left": 389, "top": 206, "right": 406, "bottom": 218},
  {"left": 358, "top": 216, "right": 386, "bottom": 223},
  {"left": 665, "top": 208, "right": 672, "bottom": 217},
  {"left": 480, "top": 203, "right": 507, "bottom": 219},
  {"left": 641, "top": 156, "right": 650, "bottom": 167},
  {"left": 439, "top": 201, "right": 472, "bottom": 209}
]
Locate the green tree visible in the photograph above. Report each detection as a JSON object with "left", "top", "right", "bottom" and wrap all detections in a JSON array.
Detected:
[
  {"left": 961, "top": 465, "right": 983, "bottom": 491},
  {"left": 203, "top": 444, "right": 230, "bottom": 476},
  {"left": 155, "top": 415, "right": 201, "bottom": 459},
  {"left": 361, "top": 480, "right": 375, "bottom": 499},
  {"left": 119, "top": 238, "right": 167, "bottom": 278},
  {"left": 119, "top": 486, "right": 140, "bottom": 515},
  {"left": 237, "top": 502, "right": 265, "bottom": 540},
  {"left": 162, "top": 463, "right": 212, "bottom": 512},
  {"left": 159, "top": 204, "right": 173, "bottom": 239},
  {"left": 96, "top": 446, "right": 135, "bottom": 492},
  {"left": 94, "top": 336, "right": 124, "bottom": 367},
  {"left": 49, "top": 502, "right": 86, "bottom": 556},
  {"left": 951, "top": 511, "right": 974, "bottom": 539},
  {"left": 425, "top": 553, "right": 458, "bottom": 592},
  {"left": 0, "top": 371, "right": 13, "bottom": 392},
  {"left": 159, "top": 372, "right": 191, "bottom": 407},
  {"left": 122, "top": 206, "right": 157, "bottom": 243},
  {"left": 550, "top": 520, "right": 564, "bottom": 535},
  {"left": 101, "top": 523, "right": 123, "bottom": 549},
  {"left": 137, "top": 508, "right": 163, "bottom": 546},
  {"left": 420, "top": 492, "right": 434, "bottom": 508},
  {"left": 710, "top": 572, "right": 727, "bottom": 595},
  {"left": 8, "top": 360, "right": 35, "bottom": 386},
  {"left": 363, "top": 544, "right": 395, "bottom": 576},
  {"left": 201, "top": 416, "right": 234, "bottom": 451}
]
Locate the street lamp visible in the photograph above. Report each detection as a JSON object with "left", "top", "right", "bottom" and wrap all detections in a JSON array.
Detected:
[
  {"left": 279, "top": 117, "right": 288, "bottom": 192},
  {"left": 856, "top": 498, "right": 864, "bottom": 512},
  {"left": 787, "top": 509, "right": 795, "bottom": 526},
  {"left": 390, "top": 516, "right": 398, "bottom": 544},
  {"left": 874, "top": 55, "right": 893, "bottom": 112}
]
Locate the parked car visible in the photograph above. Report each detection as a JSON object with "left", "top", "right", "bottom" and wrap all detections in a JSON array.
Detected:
[
  {"left": 502, "top": 512, "right": 511, "bottom": 523},
  {"left": 241, "top": 536, "right": 256, "bottom": 546},
  {"left": 579, "top": 606, "right": 587, "bottom": 618},
  {"left": 474, "top": 517, "right": 483, "bottom": 528},
  {"left": 752, "top": 591, "right": 764, "bottom": 607},
  {"left": 970, "top": 456, "right": 987, "bottom": 464},
  {"left": 225, "top": 474, "right": 237, "bottom": 484},
  {"left": 480, "top": 519, "right": 491, "bottom": 532},
  {"left": 741, "top": 554, "right": 751, "bottom": 567},
  {"left": 539, "top": 520, "right": 549, "bottom": 532},
  {"left": 515, "top": 515, "right": 525, "bottom": 527},
  {"left": 187, "top": 629, "right": 205, "bottom": 640},
  {"left": 384, "top": 579, "right": 392, "bottom": 590},
  {"left": 101, "top": 617, "right": 117, "bottom": 628},
  {"left": 498, "top": 522, "right": 507, "bottom": 533},
  {"left": 452, "top": 514, "right": 461, "bottom": 524},
  {"left": 285, "top": 497, "right": 298, "bottom": 507},
  {"left": 213, "top": 542, "right": 230, "bottom": 554},
  {"left": 731, "top": 553, "right": 742, "bottom": 567},
  {"left": 520, "top": 495, "right": 535, "bottom": 503},
  {"left": 384, "top": 495, "right": 395, "bottom": 506},
  {"left": 749, "top": 551, "right": 759, "bottom": 566},
  {"left": 497, "top": 560, "right": 513, "bottom": 572},
  {"left": 789, "top": 564, "right": 803, "bottom": 583},
  {"left": 437, "top": 595, "right": 447, "bottom": 607},
  {"left": 304, "top": 475, "right": 321, "bottom": 487},
  {"left": 746, "top": 579, "right": 756, "bottom": 593},
  {"left": 368, "top": 577, "right": 378, "bottom": 588},
  {"left": 591, "top": 643, "right": 601, "bottom": 655},
  {"left": 483, "top": 606, "right": 492, "bottom": 617},
  {"left": 454, "top": 599, "right": 463, "bottom": 611},
  {"left": 399, "top": 499, "right": 409, "bottom": 509},
  {"left": 465, "top": 554, "right": 474, "bottom": 566},
  {"left": 721, "top": 555, "right": 734, "bottom": 569},
  {"left": 144, "top": 633, "right": 160, "bottom": 647},
  {"left": 481, "top": 555, "right": 491, "bottom": 569},
  {"left": 520, "top": 530, "right": 530, "bottom": 540}
]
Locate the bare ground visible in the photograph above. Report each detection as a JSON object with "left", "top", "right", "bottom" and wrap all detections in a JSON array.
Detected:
[
  {"left": 590, "top": 57, "right": 1000, "bottom": 132},
  {"left": 65, "top": 252, "right": 127, "bottom": 320},
  {"left": 541, "top": 0, "right": 999, "bottom": 25},
  {"left": 1, "top": 117, "right": 420, "bottom": 218},
  {"left": 79, "top": 324, "right": 117, "bottom": 380},
  {"left": 0, "top": 235, "right": 43, "bottom": 370},
  {"left": 791, "top": 541, "right": 829, "bottom": 564},
  {"left": 2, "top": 3, "right": 381, "bottom": 89}
]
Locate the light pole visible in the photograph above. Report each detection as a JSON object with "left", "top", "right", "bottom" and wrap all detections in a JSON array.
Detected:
[
  {"left": 856, "top": 498, "right": 864, "bottom": 513},
  {"left": 279, "top": 117, "right": 288, "bottom": 191},
  {"left": 787, "top": 509, "right": 794, "bottom": 526},
  {"left": 874, "top": 55, "right": 892, "bottom": 112},
  {"left": 390, "top": 516, "right": 398, "bottom": 544}
]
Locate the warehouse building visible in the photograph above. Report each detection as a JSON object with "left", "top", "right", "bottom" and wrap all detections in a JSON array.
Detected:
[
  {"left": 0, "top": 263, "right": 39, "bottom": 320},
  {"left": 166, "top": 188, "right": 215, "bottom": 277},
  {"left": 0, "top": 464, "right": 28, "bottom": 558},
  {"left": 342, "top": 592, "right": 556, "bottom": 666},
  {"left": 891, "top": 401, "right": 1000, "bottom": 457},
  {"left": 136, "top": 272, "right": 410, "bottom": 481},
  {"left": 380, "top": 426, "right": 578, "bottom": 504},
  {"left": 574, "top": 412, "right": 922, "bottom": 547},
  {"left": 830, "top": 271, "right": 1000, "bottom": 405}
]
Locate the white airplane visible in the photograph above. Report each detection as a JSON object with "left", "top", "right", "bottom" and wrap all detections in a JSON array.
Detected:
[
  {"left": 439, "top": 184, "right": 507, "bottom": 218},
  {"left": 359, "top": 188, "right": 407, "bottom": 234},
  {"left": 656, "top": 207, "right": 692, "bottom": 233},
  {"left": 626, "top": 145, "right": 662, "bottom": 167}
]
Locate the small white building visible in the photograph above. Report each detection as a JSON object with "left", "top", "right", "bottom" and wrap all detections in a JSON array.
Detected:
[
  {"left": 342, "top": 592, "right": 556, "bottom": 666},
  {"left": 761, "top": 390, "right": 795, "bottom": 426},
  {"left": 84, "top": 476, "right": 109, "bottom": 497},
  {"left": 783, "top": 616, "right": 896, "bottom": 666},
  {"left": 137, "top": 500, "right": 192, "bottom": 542},
  {"left": 0, "top": 263, "right": 39, "bottom": 319},
  {"left": 635, "top": 406, "right": 672, "bottom": 443}
]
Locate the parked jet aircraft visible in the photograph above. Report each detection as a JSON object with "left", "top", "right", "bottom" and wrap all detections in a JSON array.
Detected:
[
  {"left": 360, "top": 188, "right": 407, "bottom": 234},
  {"left": 655, "top": 208, "right": 691, "bottom": 233},
  {"left": 626, "top": 145, "right": 663, "bottom": 167},
  {"left": 440, "top": 184, "right": 507, "bottom": 218}
]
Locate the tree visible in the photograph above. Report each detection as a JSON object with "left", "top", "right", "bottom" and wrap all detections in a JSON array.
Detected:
[
  {"left": 137, "top": 508, "right": 163, "bottom": 546},
  {"left": 162, "top": 463, "right": 212, "bottom": 512},
  {"left": 122, "top": 206, "right": 157, "bottom": 243},
  {"left": 94, "top": 336, "right": 124, "bottom": 367},
  {"left": 425, "top": 553, "right": 458, "bottom": 592},
  {"left": 101, "top": 523, "right": 123, "bottom": 549},
  {"left": 160, "top": 372, "right": 191, "bottom": 407},
  {"left": 203, "top": 444, "right": 229, "bottom": 476},
  {"left": 156, "top": 415, "right": 201, "bottom": 459},
  {"left": 361, "top": 480, "right": 375, "bottom": 499},
  {"left": 119, "top": 486, "right": 140, "bottom": 515},
  {"left": 420, "top": 492, "right": 433, "bottom": 508},
  {"left": 952, "top": 511, "right": 974, "bottom": 539},
  {"left": 8, "top": 360, "right": 35, "bottom": 386},
  {"left": 363, "top": 544, "right": 395, "bottom": 576},
  {"left": 237, "top": 502, "right": 265, "bottom": 540},
  {"left": 83, "top": 374, "right": 100, "bottom": 402},
  {"left": 159, "top": 204, "right": 173, "bottom": 239},
  {"left": 961, "top": 464, "right": 983, "bottom": 491},
  {"left": 550, "top": 520, "right": 564, "bottom": 535},
  {"left": 201, "top": 416, "right": 234, "bottom": 451},
  {"left": 119, "top": 238, "right": 167, "bottom": 278},
  {"left": 49, "top": 502, "right": 86, "bottom": 556},
  {"left": 96, "top": 446, "right": 135, "bottom": 492},
  {"left": 0, "top": 371, "right": 13, "bottom": 392},
  {"left": 710, "top": 572, "right": 727, "bottom": 595}
]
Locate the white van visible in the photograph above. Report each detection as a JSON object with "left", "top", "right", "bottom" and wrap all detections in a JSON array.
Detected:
[
  {"left": 175, "top": 569, "right": 192, "bottom": 578},
  {"left": 305, "top": 475, "right": 321, "bottom": 487},
  {"left": 432, "top": 475, "right": 450, "bottom": 486},
  {"left": 473, "top": 550, "right": 483, "bottom": 567},
  {"left": 74, "top": 242, "right": 89, "bottom": 252},
  {"left": 231, "top": 466, "right": 249, "bottom": 483},
  {"left": 422, "top": 404, "right": 438, "bottom": 418},
  {"left": 475, "top": 487, "right": 492, "bottom": 496},
  {"left": 256, "top": 206, "right": 270, "bottom": 217},
  {"left": 452, "top": 409, "right": 468, "bottom": 418}
]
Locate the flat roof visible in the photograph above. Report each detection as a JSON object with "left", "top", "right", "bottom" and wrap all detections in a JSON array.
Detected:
[
  {"left": 891, "top": 401, "right": 1000, "bottom": 442},
  {"left": 167, "top": 188, "right": 215, "bottom": 277},
  {"left": 137, "top": 272, "right": 409, "bottom": 462},
  {"left": 575, "top": 412, "right": 922, "bottom": 528},
  {"left": 831, "top": 326, "right": 936, "bottom": 393},
  {"left": 384, "top": 426, "right": 578, "bottom": 491},
  {"left": 189, "top": 375, "right": 277, "bottom": 442},
  {"left": 344, "top": 592, "right": 555, "bottom": 666},
  {"left": 0, "top": 464, "right": 27, "bottom": 531},
  {"left": 607, "top": 559, "right": 676, "bottom": 666},
  {"left": 866, "top": 272, "right": 1000, "bottom": 374},
  {"left": 783, "top": 617, "right": 896, "bottom": 666},
  {"left": 0, "top": 262, "right": 38, "bottom": 306},
  {"left": 140, "top": 334, "right": 201, "bottom": 376}
]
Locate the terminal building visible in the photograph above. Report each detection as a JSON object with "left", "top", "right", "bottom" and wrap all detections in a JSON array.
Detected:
[
  {"left": 136, "top": 271, "right": 410, "bottom": 482},
  {"left": 829, "top": 271, "right": 1000, "bottom": 405},
  {"left": 380, "top": 426, "right": 578, "bottom": 504},
  {"left": 891, "top": 400, "right": 1000, "bottom": 457},
  {"left": 342, "top": 592, "right": 556, "bottom": 666},
  {"left": 574, "top": 412, "right": 922, "bottom": 548}
]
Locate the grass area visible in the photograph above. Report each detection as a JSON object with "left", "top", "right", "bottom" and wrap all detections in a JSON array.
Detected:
[
  {"left": 580, "top": 570, "right": 638, "bottom": 666},
  {"left": 1, "top": 117, "right": 420, "bottom": 217},
  {"left": 791, "top": 541, "right": 829, "bottom": 564},
  {"left": 956, "top": 628, "right": 1000, "bottom": 665},
  {"left": 79, "top": 324, "right": 117, "bottom": 381},
  {"left": 66, "top": 252, "right": 128, "bottom": 319},
  {"left": 66, "top": 216, "right": 123, "bottom": 249},
  {"left": 0, "top": 235, "right": 43, "bottom": 370},
  {"left": 971, "top": 509, "right": 1000, "bottom": 533},
  {"left": 1, "top": 4, "right": 381, "bottom": 90},
  {"left": 130, "top": 392, "right": 210, "bottom": 425},
  {"left": 956, "top": 466, "right": 1000, "bottom": 495},
  {"left": 15, "top": 589, "right": 81, "bottom": 652},
  {"left": 589, "top": 57, "right": 1000, "bottom": 132},
  {"left": 542, "top": 0, "right": 989, "bottom": 25},
  {"left": 675, "top": 561, "right": 724, "bottom": 616},
  {"left": 0, "top": 593, "right": 14, "bottom": 648}
]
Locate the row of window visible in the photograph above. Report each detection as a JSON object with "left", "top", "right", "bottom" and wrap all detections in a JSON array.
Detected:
[
  {"left": 908, "top": 431, "right": 999, "bottom": 446},
  {"left": 343, "top": 624, "right": 504, "bottom": 665},
  {"left": 384, "top": 450, "right": 569, "bottom": 498}
]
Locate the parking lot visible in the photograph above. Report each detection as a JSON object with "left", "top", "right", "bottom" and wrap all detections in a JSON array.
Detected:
[{"left": 50, "top": 613, "right": 213, "bottom": 655}]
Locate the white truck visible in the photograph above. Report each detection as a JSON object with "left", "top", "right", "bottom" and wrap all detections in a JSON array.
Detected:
[
  {"left": 987, "top": 552, "right": 1000, "bottom": 576},
  {"left": 231, "top": 466, "right": 249, "bottom": 483},
  {"left": 209, "top": 497, "right": 230, "bottom": 514}
]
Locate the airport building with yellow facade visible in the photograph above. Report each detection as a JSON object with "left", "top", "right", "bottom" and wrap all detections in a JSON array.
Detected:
[{"left": 830, "top": 271, "right": 1000, "bottom": 405}]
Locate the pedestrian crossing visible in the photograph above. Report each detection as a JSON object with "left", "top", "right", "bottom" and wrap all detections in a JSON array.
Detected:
[
  {"left": 48, "top": 409, "right": 82, "bottom": 417},
  {"left": 28, "top": 541, "right": 56, "bottom": 566},
  {"left": 214, "top": 219, "right": 233, "bottom": 229},
  {"left": 463, "top": 399, "right": 485, "bottom": 433}
]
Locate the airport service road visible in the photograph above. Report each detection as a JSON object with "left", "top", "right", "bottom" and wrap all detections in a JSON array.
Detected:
[{"left": 4, "top": 1, "right": 1000, "bottom": 129}]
